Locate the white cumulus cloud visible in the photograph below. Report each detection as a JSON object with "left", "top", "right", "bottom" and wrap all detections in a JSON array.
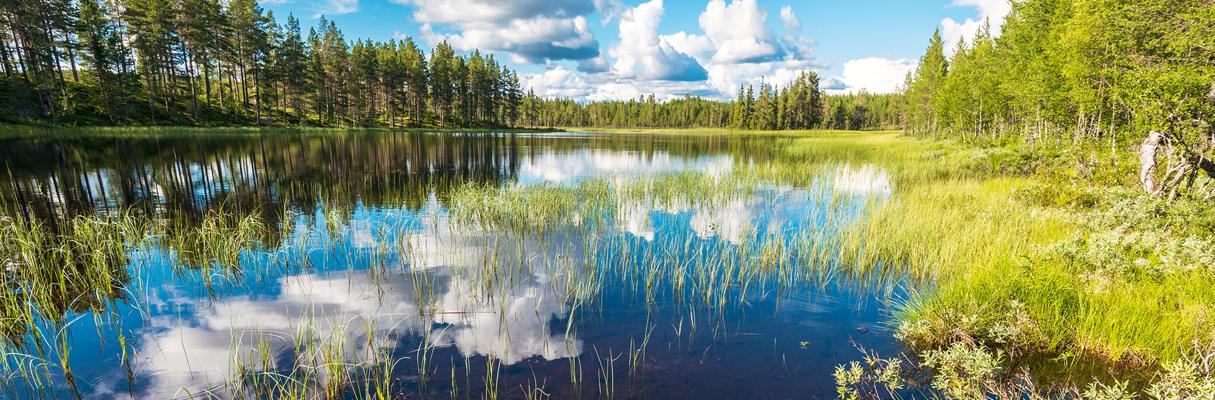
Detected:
[
  {"left": 699, "top": 0, "right": 783, "bottom": 64},
  {"left": 780, "top": 5, "right": 801, "bottom": 32},
  {"left": 308, "top": 0, "right": 357, "bottom": 16},
  {"left": 401, "top": 0, "right": 594, "bottom": 26},
  {"left": 526, "top": 0, "right": 826, "bottom": 101},
  {"left": 940, "top": 0, "right": 1011, "bottom": 54},
  {"left": 593, "top": 0, "right": 628, "bottom": 22},
  {"left": 524, "top": 66, "right": 592, "bottom": 98},
  {"left": 833, "top": 57, "right": 915, "bottom": 94},
  {"left": 399, "top": 0, "right": 600, "bottom": 61},
  {"left": 609, "top": 0, "right": 707, "bottom": 81}
]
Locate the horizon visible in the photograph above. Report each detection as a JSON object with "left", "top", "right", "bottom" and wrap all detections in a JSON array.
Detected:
[
  {"left": 2, "top": 0, "right": 1213, "bottom": 397},
  {"left": 260, "top": 0, "right": 1008, "bottom": 101}
]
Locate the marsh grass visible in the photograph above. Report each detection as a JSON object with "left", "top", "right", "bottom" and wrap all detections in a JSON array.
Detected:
[
  {"left": 0, "top": 211, "right": 148, "bottom": 396},
  {"left": 163, "top": 210, "right": 269, "bottom": 272},
  {"left": 315, "top": 128, "right": 1210, "bottom": 396},
  {"left": 0, "top": 205, "right": 288, "bottom": 397},
  {"left": 810, "top": 133, "right": 1215, "bottom": 395},
  {"left": 0, "top": 131, "right": 894, "bottom": 398},
  {"left": 3, "top": 129, "right": 1207, "bottom": 398},
  {"left": 447, "top": 183, "right": 600, "bottom": 233},
  {"left": 0, "top": 213, "right": 146, "bottom": 335}
]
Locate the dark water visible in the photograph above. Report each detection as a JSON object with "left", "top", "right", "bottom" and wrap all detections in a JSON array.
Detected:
[{"left": 0, "top": 131, "right": 907, "bottom": 399}]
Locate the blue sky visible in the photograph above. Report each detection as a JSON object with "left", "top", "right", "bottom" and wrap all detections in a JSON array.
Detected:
[{"left": 261, "top": 0, "right": 1009, "bottom": 100}]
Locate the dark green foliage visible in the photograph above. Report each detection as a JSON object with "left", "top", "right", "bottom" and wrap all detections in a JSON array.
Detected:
[
  {"left": 0, "top": 0, "right": 523, "bottom": 128},
  {"left": 528, "top": 70, "right": 900, "bottom": 130}
]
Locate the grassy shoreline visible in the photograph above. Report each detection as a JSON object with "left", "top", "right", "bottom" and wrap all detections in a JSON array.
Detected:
[
  {"left": 435, "top": 129, "right": 1215, "bottom": 393},
  {"left": 0, "top": 124, "right": 567, "bottom": 139},
  {"left": 802, "top": 132, "right": 1215, "bottom": 396},
  {"left": 558, "top": 126, "right": 891, "bottom": 136},
  {"left": 1, "top": 127, "right": 1210, "bottom": 396},
  {"left": 0, "top": 123, "right": 889, "bottom": 140},
  {"left": 439, "top": 127, "right": 1213, "bottom": 388}
]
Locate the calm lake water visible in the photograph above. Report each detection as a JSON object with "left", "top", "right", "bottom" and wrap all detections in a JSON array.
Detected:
[{"left": 0, "top": 131, "right": 908, "bottom": 399}]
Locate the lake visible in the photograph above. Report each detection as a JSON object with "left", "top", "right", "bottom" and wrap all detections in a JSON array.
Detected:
[{"left": 0, "top": 131, "right": 909, "bottom": 399}]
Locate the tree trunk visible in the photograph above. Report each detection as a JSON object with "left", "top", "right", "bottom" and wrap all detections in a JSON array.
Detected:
[
  {"left": 203, "top": 59, "right": 212, "bottom": 110},
  {"left": 1140, "top": 130, "right": 1215, "bottom": 198},
  {"left": 1138, "top": 130, "right": 1164, "bottom": 194},
  {"left": 183, "top": 48, "right": 199, "bottom": 121},
  {"left": 253, "top": 65, "right": 261, "bottom": 125}
]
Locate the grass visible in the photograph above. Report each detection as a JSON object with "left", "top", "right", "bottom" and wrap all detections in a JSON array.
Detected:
[
  {"left": 0, "top": 212, "right": 146, "bottom": 337},
  {"left": 305, "top": 131, "right": 1215, "bottom": 393},
  {"left": 807, "top": 133, "right": 1215, "bottom": 394},
  {"left": 0, "top": 123, "right": 564, "bottom": 140},
  {"left": 2, "top": 128, "right": 1212, "bottom": 398},
  {"left": 561, "top": 126, "right": 892, "bottom": 138},
  {"left": 0, "top": 205, "right": 292, "bottom": 397},
  {"left": 550, "top": 129, "right": 1213, "bottom": 395},
  {"left": 0, "top": 166, "right": 877, "bottom": 398}
]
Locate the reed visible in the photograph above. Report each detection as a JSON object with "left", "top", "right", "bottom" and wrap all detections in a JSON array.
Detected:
[
  {"left": 3, "top": 129, "right": 1207, "bottom": 398},
  {"left": 817, "top": 133, "right": 1215, "bottom": 394}
]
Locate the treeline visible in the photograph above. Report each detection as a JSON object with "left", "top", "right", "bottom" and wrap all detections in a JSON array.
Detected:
[
  {"left": 0, "top": 0, "right": 523, "bottom": 127},
  {"left": 524, "top": 71, "right": 903, "bottom": 131},
  {"left": 903, "top": 0, "right": 1214, "bottom": 146},
  {"left": 902, "top": 0, "right": 1214, "bottom": 197},
  {"left": 822, "top": 92, "right": 903, "bottom": 131}
]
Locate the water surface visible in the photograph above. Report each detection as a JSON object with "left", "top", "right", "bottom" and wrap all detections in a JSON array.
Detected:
[{"left": 0, "top": 131, "right": 907, "bottom": 399}]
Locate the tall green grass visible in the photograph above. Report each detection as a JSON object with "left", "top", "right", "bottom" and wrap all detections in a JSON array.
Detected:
[
  {"left": 3, "top": 129, "right": 1209, "bottom": 397},
  {"left": 814, "top": 132, "right": 1215, "bottom": 393}
]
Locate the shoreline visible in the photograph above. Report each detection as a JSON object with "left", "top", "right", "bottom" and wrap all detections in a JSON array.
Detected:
[{"left": 0, "top": 124, "right": 568, "bottom": 139}]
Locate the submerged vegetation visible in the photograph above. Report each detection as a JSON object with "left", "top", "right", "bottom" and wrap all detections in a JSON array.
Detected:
[
  {"left": 0, "top": 127, "right": 1212, "bottom": 398},
  {"left": 0, "top": 208, "right": 269, "bottom": 336},
  {"left": 1, "top": 0, "right": 1211, "bottom": 397},
  {"left": 2, "top": 128, "right": 1205, "bottom": 396},
  {"left": 0, "top": 129, "right": 889, "bottom": 398}
]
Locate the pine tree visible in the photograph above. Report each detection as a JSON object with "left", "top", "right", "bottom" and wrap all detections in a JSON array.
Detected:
[
  {"left": 429, "top": 41, "right": 454, "bottom": 126},
  {"left": 731, "top": 85, "right": 748, "bottom": 128},
  {"left": 125, "top": 0, "right": 182, "bottom": 118},
  {"left": 904, "top": 28, "right": 948, "bottom": 136},
  {"left": 319, "top": 19, "right": 348, "bottom": 124},
  {"left": 228, "top": 0, "right": 271, "bottom": 122},
  {"left": 401, "top": 38, "right": 427, "bottom": 125},
  {"left": 754, "top": 81, "right": 776, "bottom": 130},
  {"left": 277, "top": 14, "right": 308, "bottom": 123},
  {"left": 307, "top": 24, "right": 326, "bottom": 124},
  {"left": 75, "top": 0, "right": 128, "bottom": 121}
]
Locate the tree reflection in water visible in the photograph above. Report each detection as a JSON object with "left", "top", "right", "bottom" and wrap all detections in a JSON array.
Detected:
[{"left": 0, "top": 131, "right": 904, "bottom": 399}]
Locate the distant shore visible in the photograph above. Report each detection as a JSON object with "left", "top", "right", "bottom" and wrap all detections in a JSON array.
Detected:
[
  {"left": 0, "top": 124, "right": 900, "bottom": 139},
  {"left": 0, "top": 124, "right": 568, "bottom": 139}
]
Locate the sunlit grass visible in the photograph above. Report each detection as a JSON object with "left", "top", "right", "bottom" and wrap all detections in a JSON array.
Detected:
[
  {"left": 434, "top": 130, "right": 1215, "bottom": 374},
  {"left": 820, "top": 132, "right": 1215, "bottom": 390},
  {"left": 2, "top": 128, "right": 1211, "bottom": 397}
]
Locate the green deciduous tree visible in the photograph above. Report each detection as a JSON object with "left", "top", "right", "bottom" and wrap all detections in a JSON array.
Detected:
[{"left": 900, "top": 0, "right": 1215, "bottom": 197}]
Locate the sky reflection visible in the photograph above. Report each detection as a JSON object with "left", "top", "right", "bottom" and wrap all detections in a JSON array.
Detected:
[{"left": 2, "top": 133, "right": 906, "bottom": 399}]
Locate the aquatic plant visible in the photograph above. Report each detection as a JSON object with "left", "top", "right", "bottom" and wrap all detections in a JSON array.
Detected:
[
  {"left": 2, "top": 129, "right": 1210, "bottom": 399},
  {"left": 833, "top": 350, "right": 905, "bottom": 400}
]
